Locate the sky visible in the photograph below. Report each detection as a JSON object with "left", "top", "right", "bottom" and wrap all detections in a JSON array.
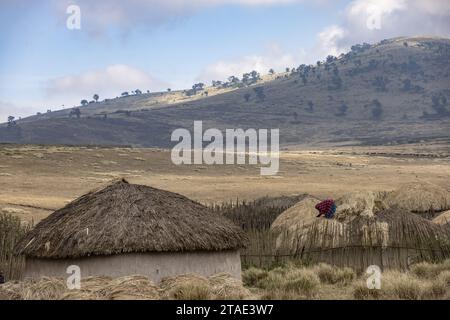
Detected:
[{"left": 1, "top": 0, "right": 450, "bottom": 121}]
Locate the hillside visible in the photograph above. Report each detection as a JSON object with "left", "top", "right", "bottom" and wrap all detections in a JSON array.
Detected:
[{"left": 1, "top": 36, "right": 450, "bottom": 148}]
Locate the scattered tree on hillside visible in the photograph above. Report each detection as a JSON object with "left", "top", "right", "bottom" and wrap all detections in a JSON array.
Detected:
[
  {"left": 80, "top": 99, "right": 88, "bottom": 106},
  {"left": 253, "top": 87, "right": 266, "bottom": 102},
  {"left": 93, "top": 94, "right": 99, "bottom": 102},
  {"left": 69, "top": 108, "right": 81, "bottom": 119},
  {"left": 328, "top": 74, "right": 343, "bottom": 90},
  {"left": 305, "top": 101, "right": 314, "bottom": 113},
  {"left": 7, "top": 116, "right": 16, "bottom": 127},
  {"left": 431, "top": 93, "right": 449, "bottom": 115},
  {"left": 326, "top": 55, "right": 336, "bottom": 64},
  {"left": 402, "top": 79, "right": 412, "bottom": 91},
  {"left": 121, "top": 92, "right": 129, "bottom": 97},
  {"left": 373, "top": 76, "right": 389, "bottom": 92},
  {"left": 371, "top": 99, "right": 383, "bottom": 120},
  {"left": 242, "top": 71, "right": 260, "bottom": 86},
  {"left": 167, "top": 88, "right": 171, "bottom": 92},
  {"left": 335, "top": 104, "right": 348, "bottom": 117},
  {"left": 244, "top": 93, "right": 251, "bottom": 102},
  {"left": 192, "top": 83, "right": 205, "bottom": 92},
  {"left": 134, "top": 89, "right": 142, "bottom": 95}
]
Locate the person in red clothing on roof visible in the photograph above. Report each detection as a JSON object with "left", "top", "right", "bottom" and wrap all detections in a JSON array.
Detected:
[{"left": 315, "top": 198, "right": 337, "bottom": 219}]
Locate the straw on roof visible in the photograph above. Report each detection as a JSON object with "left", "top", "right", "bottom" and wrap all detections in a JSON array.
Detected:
[
  {"left": 270, "top": 195, "right": 450, "bottom": 267},
  {"left": 385, "top": 181, "right": 450, "bottom": 213},
  {"left": 14, "top": 179, "right": 248, "bottom": 259},
  {"left": 433, "top": 210, "right": 450, "bottom": 225},
  {"left": 335, "top": 191, "right": 389, "bottom": 221}
]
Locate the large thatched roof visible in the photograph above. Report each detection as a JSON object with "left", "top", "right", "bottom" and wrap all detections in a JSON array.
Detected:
[
  {"left": 271, "top": 196, "right": 450, "bottom": 258},
  {"left": 385, "top": 181, "right": 450, "bottom": 213},
  {"left": 15, "top": 180, "right": 248, "bottom": 259}
]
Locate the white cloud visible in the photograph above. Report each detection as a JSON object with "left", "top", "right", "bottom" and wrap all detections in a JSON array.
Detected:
[
  {"left": 46, "top": 64, "right": 168, "bottom": 102},
  {"left": 334, "top": 0, "right": 450, "bottom": 48},
  {"left": 0, "top": 101, "right": 40, "bottom": 123},
  {"left": 197, "top": 43, "right": 306, "bottom": 82},
  {"left": 49, "top": 0, "right": 311, "bottom": 34}
]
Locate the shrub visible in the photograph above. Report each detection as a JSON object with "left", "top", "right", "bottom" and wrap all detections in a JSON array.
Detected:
[
  {"left": 283, "top": 269, "right": 320, "bottom": 297},
  {"left": 167, "top": 282, "right": 211, "bottom": 300},
  {"left": 421, "top": 279, "right": 447, "bottom": 299},
  {"left": 314, "top": 263, "right": 356, "bottom": 285},
  {"left": 411, "top": 261, "right": 446, "bottom": 279},
  {"left": 242, "top": 267, "right": 268, "bottom": 287},
  {"left": 383, "top": 272, "right": 422, "bottom": 300},
  {"left": 437, "top": 270, "right": 450, "bottom": 286},
  {"left": 352, "top": 281, "right": 381, "bottom": 300}
]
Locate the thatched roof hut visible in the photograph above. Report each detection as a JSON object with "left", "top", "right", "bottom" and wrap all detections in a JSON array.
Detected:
[
  {"left": 385, "top": 182, "right": 450, "bottom": 215},
  {"left": 15, "top": 180, "right": 247, "bottom": 281},
  {"left": 271, "top": 193, "right": 450, "bottom": 270}
]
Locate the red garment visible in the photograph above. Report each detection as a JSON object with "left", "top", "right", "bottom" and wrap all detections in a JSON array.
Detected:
[{"left": 315, "top": 199, "right": 335, "bottom": 217}]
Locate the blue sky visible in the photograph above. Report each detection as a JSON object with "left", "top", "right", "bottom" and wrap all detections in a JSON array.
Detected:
[{"left": 1, "top": 0, "right": 449, "bottom": 120}]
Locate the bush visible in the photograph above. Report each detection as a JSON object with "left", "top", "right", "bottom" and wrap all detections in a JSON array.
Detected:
[
  {"left": 383, "top": 272, "right": 422, "bottom": 300},
  {"left": 352, "top": 281, "right": 381, "bottom": 300},
  {"left": 242, "top": 267, "right": 268, "bottom": 287},
  {"left": 410, "top": 262, "right": 440, "bottom": 279},
  {"left": 315, "top": 263, "right": 356, "bottom": 285},
  {"left": 166, "top": 281, "right": 211, "bottom": 300},
  {"left": 437, "top": 270, "right": 450, "bottom": 286},
  {"left": 421, "top": 279, "right": 447, "bottom": 299},
  {"left": 283, "top": 269, "right": 320, "bottom": 297}
]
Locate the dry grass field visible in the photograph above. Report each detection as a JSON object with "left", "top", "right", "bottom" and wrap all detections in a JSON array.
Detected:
[{"left": 0, "top": 142, "right": 449, "bottom": 224}]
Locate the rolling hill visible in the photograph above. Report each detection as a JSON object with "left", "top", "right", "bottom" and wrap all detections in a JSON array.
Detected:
[{"left": 1, "top": 36, "right": 450, "bottom": 148}]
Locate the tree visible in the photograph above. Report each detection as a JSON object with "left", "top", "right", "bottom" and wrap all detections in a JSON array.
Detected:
[
  {"left": 306, "top": 101, "right": 314, "bottom": 113},
  {"left": 7, "top": 116, "right": 16, "bottom": 127},
  {"left": 80, "top": 99, "right": 88, "bottom": 106},
  {"left": 253, "top": 87, "right": 266, "bottom": 102},
  {"left": 336, "top": 104, "right": 348, "bottom": 117},
  {"left": 371, "top": 99, "right": 383, "bottom": 120},
  {"left": 70, "top": 108, "right": 81, "bottom": 119},
  {"left": 192, "top": 83, "right": 205, "bottom": 94},
  {"left": 431, "top": 94, "right": 449, "bottom": 115},
  {"left": 402, "top": 79, "right": 412, "bottom": 91},
  {"left": 134, "top": 89, "right": 142, "bottom": 95},
  {"left": 269, "top": 68, "right": 275, "bottom": 75},
  {"left": 167, "top": 88, "right": 171, "bottom": 92},
  {"left": 93, "top": 94, "right": 99, "bottom": 102},
  {"left": 286, "top": 67, "right": 290, "bottom": 73},
  {"left": 244, "top": 93, "right": 251, "bottom": 102},
  {"left": 121, "top": 92, "right": 129, "bottom": 97}
]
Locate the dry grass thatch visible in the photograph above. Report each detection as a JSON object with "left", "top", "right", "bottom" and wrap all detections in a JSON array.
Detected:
[
  {"left": 335, "top": 191, "right": 389, "bottom": 221},
  {"left": 433, "top": 210, "right": 450, "bottom": 225},
  {"left": 270, "top": 195, "right": 450, "bottom": 270},
  {"left": 385, "top": 181, "right": 450, "bottom": 214},
  {"left": 0, "top": 273, "right": 251, "bottom": 300},
  {"left": 14, "top": 179, "right": 248, "bottom": 259},
  {"left": 0, "top": 214, "right": 31, "bottom": 280}
]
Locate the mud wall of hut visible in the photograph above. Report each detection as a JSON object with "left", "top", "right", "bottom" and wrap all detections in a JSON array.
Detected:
[{"left": 23, "top": 250, "right": 242, "bottom": 282}]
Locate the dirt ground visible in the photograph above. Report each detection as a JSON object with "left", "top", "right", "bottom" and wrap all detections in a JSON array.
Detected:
[{"left": 1, "top": 143, "right": 449, "bottom": 223}]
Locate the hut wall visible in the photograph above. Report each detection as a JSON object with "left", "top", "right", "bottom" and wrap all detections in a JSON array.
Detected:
[{"left": 23, "top": 250, "right": 242, "bottom": 282}]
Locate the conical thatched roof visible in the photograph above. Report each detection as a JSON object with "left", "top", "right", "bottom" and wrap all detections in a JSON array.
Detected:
[
  {"left": 385, "top": 181, "right": 450, "bottom": 214},
  {"left": 15, "top": 180, "right": 248, "bottom": 259},
  {"left": 433, "top": 210, "right": 450, "bottom": 225},
  {"left": 270, "top": 196, "right": 450, "bottom": 265}
]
